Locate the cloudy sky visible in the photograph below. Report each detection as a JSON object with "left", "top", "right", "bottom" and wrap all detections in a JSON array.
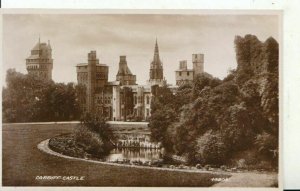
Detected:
[{"left": 2, "top": 14, "right": 279, "bottom": 86}]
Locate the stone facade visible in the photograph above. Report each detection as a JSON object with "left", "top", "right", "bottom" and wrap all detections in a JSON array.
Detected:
[
  {"left": 175, "top": 53, "right": 204, "bottom": 86},
  {"left": 26, "top": 38, "right": 53, "bottom": 81},
  {"left": 77, "top": 40, "right": 164, "bottom": 121}
]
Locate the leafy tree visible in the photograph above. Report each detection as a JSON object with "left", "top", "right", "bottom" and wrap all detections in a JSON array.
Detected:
[
  {"left": 149, "top": 34, "right": 279, "bottom": 168},
  {"left": 2, "top": 69, "right": 80, "bottom": 122},
  {"left": 192, "top": 72, "right": 221, "bottom": 99}
]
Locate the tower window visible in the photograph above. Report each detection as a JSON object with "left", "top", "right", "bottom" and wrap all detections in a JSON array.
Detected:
[
  {"left": 187, "top": 72, "right": 189, "bottom": 76},
  {"left": 179, "top": 72, "right": 182, "bottom": 76}
]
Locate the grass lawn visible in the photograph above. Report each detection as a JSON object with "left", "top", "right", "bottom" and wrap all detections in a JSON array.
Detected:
[{"left": 2, "top": 123, "right": 229, "bottom": 186}]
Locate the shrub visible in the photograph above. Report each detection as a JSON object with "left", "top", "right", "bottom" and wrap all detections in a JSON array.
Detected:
[
  {"left": 236, "top": 159, "right": 247, "bottom": 169},
  {"left": 220, "top": 165, "right": 227, "bottom": 171},
  {"left": 74, "top": 126, "right": 106, "bottom": 157},
  {"left": 194, "top": 130, "right": 228, "bottom": 165},
  {"left": 204, "top": 165, "right": 211, "bottom": 170},
  {"left": 196, "top": 164, "right": 202, "bottom": 169},
  {"left": 255, "top": 132, "right": 278, "bottom": 158}
]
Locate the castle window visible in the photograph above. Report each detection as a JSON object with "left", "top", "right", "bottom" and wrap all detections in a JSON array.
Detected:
[
  {"left": 146, "top": 96, "right": 150, "bottom": 104},
  {"left": 179, "top": 72, "right": 182, "bottom": 76},
  {"left": 187, "top": 72, "right": 189, "bottom": 76},
  {"left": 146, "top": 109, "right": 150, "bottom": 116}
]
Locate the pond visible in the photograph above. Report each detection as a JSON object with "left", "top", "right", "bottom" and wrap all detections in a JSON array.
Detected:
[{"left": 104, "top": 148, "right": 163, "bottom": 163}]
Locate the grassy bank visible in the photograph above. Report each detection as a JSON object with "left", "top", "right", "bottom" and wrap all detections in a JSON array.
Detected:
[{"left": 3, "top": 123, "right": 230, "bottom": 186}]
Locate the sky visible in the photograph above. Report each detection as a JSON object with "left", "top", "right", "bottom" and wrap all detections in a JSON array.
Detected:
[{"left": 2, "top": 14, "right": 279, "bottom": 86}]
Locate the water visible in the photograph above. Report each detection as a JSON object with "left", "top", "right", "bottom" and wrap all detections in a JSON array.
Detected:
[{"left": 104, "top": 148, "right": 163, "bottom": 163}]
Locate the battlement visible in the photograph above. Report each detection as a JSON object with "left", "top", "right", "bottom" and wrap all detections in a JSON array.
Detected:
[
  {"left": 179, "top": 60, "right": 187, "bottom": 70},
  {"left": 88, "top": 50, "right": 97, "bottom": 60},
  {"left": 192, "top": 54, "right": 204, "bottom": 63}
]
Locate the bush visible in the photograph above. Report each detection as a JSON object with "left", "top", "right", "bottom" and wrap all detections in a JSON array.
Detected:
[
  {"left": 204, "top": 165, "right": 211, "bottom": 170},
  {"left": 74, "top": 113, "right": 116, "bottom": 157},
  {"left": 196, "top": 164, "right": 202, "bottom": 169},
  {"left": 74, "top": 126, "right": 106, "bottom": 157},
  {"left": 194, "top": 130, "right": 228, "bottom": 165},
  {"left": 220, "top": 165, "right": 227, "bottom": 171},
  {"left": 236, "top": 159, "right": 247, "bottom": 169}
]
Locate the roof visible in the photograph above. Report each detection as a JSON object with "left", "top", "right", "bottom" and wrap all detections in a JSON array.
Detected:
[
  {"left": 121, "top": 85, "right": 151, "bottom": 92},
  {"left": 175, "top": 69, "right": 194, "bottom": 72},
  {"left": 76, "top": 63, "right": 88, "bottom": 67},
  {"left": 106, "top": 81, "right": 120, "bottom": 86},
  {"left": 32, "top": 42, "right": 48, "bottom": 51},
  {"left": 76, "top": 63, "right": 108, "bottom": 67},
  {"left": 26, "top": 55, "right": 40, "bottom": 59}
]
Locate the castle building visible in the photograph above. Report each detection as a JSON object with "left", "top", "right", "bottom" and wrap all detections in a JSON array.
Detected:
[
  {"left": 76, "top": 40, "right": 205, "bottom": 121},
  {"left": 76, "top": 51, "right": 110, "bottom": 114},
  {"left": 76, "top": 40, "right": 164, "bottom": 121},
  {"left": 26, "top": 38, "right": 53, "bottom": 81},
  {"left": 175, "top": 53, "right": 204, "bottom": 86}
]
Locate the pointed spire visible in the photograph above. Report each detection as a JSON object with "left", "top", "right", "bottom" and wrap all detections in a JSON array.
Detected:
[
  {"left": 154, "top": 38, "right": 159, "bottom": 54},
  {"left": 48, "top": 40, "right": 52, "bottom": 50},
  {"left": 153, "top": 38, "right": 160, "bottom": 63},
  {"left": 149, "top": 38, "right": 164, "bottom": 82}
]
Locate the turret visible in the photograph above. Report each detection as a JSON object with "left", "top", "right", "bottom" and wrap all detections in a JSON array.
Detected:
[
  {"left": 116, "top": 55, "right": 136, "bottom": 85},
  {"left": 192, "top": 53, "right": 204, "bottom": 76},
  {"left": 26, "top": 37, "right": 53, "bottom": 81}
]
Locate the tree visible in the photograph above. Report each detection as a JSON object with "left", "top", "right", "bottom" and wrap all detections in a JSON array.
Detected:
[
  {"left": 2, "top": 69, "right": 80, "bottom": 122},
  {"left": 192, "top": 72, "right": 221, "bottom": 99},
  {"left": 148, "top": 34, "right": 279, "bottom": 167}
]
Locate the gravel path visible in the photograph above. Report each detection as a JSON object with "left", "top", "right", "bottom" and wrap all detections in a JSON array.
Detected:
[{"left": 213, "top": 172, "right": 278, "bottom": 187}]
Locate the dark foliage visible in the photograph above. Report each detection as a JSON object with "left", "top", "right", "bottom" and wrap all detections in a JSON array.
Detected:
[
  {"left": 150, "top": 34, "right": 278, "bottom": 168},
  {"left": 2, "top": 69, "right": 80, "bottom": 122}
]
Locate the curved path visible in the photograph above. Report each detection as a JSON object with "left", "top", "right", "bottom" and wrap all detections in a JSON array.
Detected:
[
  {"left": 2, "top": 123, "right": 277, "bottom": 187},
  {"left": 2, "top": 123, "right": 227, "bottom": 186}
]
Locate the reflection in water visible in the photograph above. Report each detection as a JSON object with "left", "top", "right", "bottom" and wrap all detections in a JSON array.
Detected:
[{"left": 104, "top": 148, "right": 162, "bottom": 162}]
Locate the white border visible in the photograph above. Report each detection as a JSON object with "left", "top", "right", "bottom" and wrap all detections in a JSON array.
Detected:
[{"left": 2, "top": 0, "right": 300, "bottom": 190}]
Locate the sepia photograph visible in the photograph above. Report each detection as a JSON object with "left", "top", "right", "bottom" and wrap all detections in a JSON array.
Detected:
[{"left": 2, "top": 11, "right": 280, "bottom": 188}]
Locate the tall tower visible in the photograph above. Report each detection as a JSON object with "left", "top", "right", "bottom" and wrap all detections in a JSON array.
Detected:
[
  {"left": 116, "top": 55, "right": 136, "bottom": 85},
  {"left": 148, "top": 39, "right": 166, "bottom": 86},
  {"left": 192, "top": 53, "right": 204, "bottom": 77},
  {"left": 76, "top": 51, "right": 108, "bottom": 114},
  {"left": 87, "top": 51, "right": 98, "bottom": 113},
  {"left": 26, "top": 38, "right": 53, "bottom": 81}
]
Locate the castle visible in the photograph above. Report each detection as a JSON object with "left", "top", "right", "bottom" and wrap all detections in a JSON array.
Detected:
[
  {"left": 76, "top": 40, "right": 167, "bottom": 121},
  {"left": 25, "top": 38, "right": 205, "bottom": 121},
  {"left": 26, "top": 38, "right": 53, "bottom": 81}
]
